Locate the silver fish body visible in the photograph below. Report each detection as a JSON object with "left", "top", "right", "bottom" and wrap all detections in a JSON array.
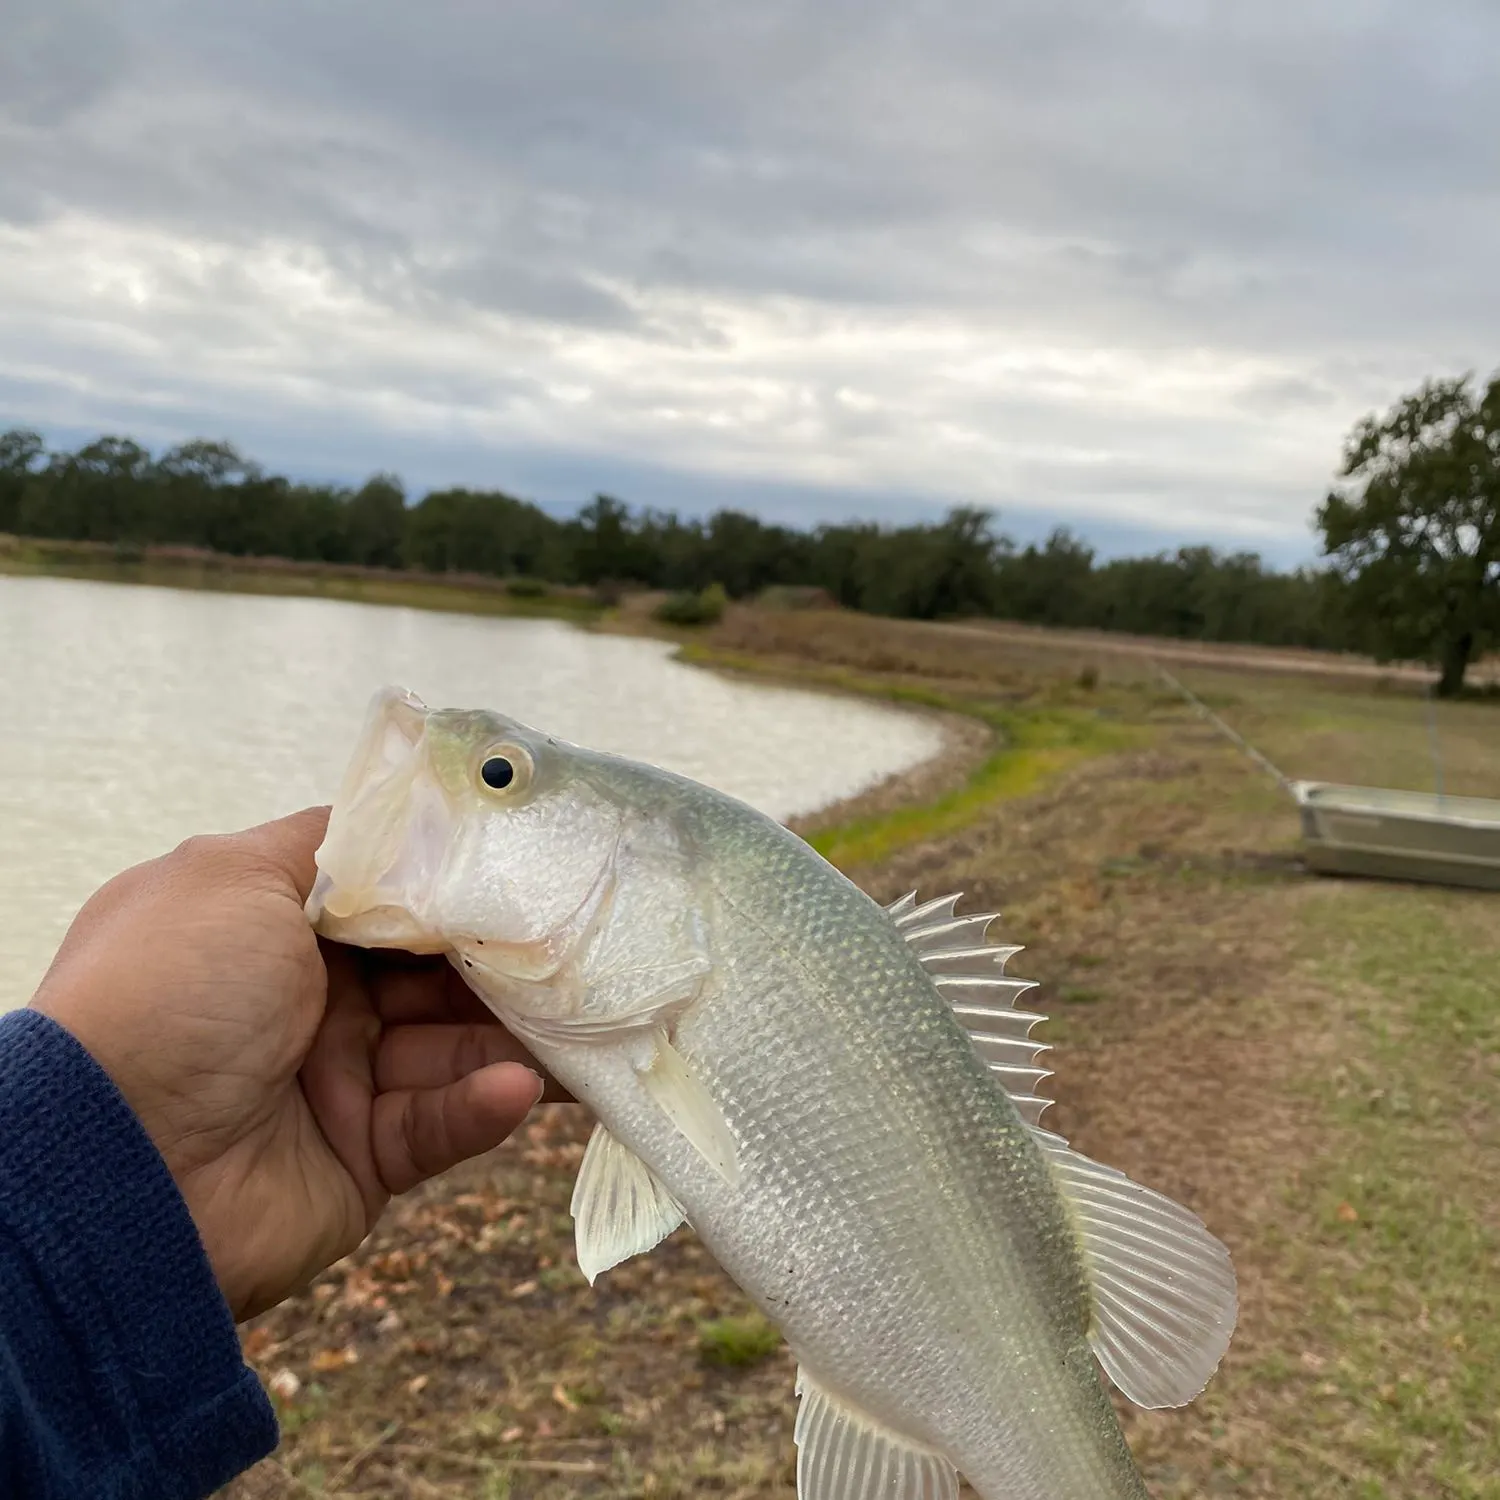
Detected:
[{"left": 309, "top": 688, "right": 1236, "bottom": 1500}]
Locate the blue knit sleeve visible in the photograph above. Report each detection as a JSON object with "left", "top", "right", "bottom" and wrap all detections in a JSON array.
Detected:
[{"left": 0, "top": 1007, "right": 279, "bottom": 1499}]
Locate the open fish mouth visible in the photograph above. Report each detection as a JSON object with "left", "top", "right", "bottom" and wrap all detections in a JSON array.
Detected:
[{"left": 305, "top": 686, "right": 453, "bottom": 950}]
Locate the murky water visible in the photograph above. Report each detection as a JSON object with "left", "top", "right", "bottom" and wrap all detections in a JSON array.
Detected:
[{"left": 0, "top": 575, "right": 942, "bottom": 1005}]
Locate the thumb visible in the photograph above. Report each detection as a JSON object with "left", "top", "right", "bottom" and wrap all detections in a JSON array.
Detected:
[{"left": 371, "top": 1063, "right": 545, "bottom": 1196}]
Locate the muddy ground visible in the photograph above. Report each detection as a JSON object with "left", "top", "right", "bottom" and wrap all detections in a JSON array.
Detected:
[{"left": 220, "top": 609, "right": 1500, "bottom": 1500}]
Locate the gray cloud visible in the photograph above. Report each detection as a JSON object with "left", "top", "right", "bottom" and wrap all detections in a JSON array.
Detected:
[
  {"left": 2, "top": 0, "right": 1498, "bottom": 555},
  {"left": 0, "top": 0, "right": 127, "bottom": 130}
]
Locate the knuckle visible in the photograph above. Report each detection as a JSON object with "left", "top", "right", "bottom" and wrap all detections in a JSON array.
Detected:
[
  {"left": 170, "top": 831, "right": 232, "bottom": 868},
  {"left": 403, "top": 1092, "right": 445, "bottom": 1179},
  {"left": 453, "top": 1024, "right": 491, "bottom": 1078}
]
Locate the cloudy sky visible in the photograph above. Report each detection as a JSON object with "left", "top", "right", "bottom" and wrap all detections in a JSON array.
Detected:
[{"left": 3, "top": 1, "right": 1497, "bottom": 560}]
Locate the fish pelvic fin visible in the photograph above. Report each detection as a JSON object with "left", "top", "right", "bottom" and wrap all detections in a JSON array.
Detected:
[
  {"left": 886, "top": 890, "right": 1053, "bottom": 1127},
  {"left": 888, "top": 891, "right": 1237, "bottom": 1410},
  {"left": 794, "top": 1368, "right": 958, "bottom": 1500},
  {"left": 570, "top": 1123, "right": 686, "bottom": 1285},
  {"left": 638, "top": 1030, "right": 741, "bottom": 1186},
  {"left": 1043, "top": 1141, "right": 1238, "bottom": 1409}
]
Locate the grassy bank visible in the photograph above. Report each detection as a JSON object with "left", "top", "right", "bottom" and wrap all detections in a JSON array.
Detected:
[
  {"left": 165, "top": 602, "right": 1497, "bottom": 1500},
  {"left": 677, "top": 639, "right": 1139, "bottom": 868},
  {"left": 0, "top": 534, "right": 603, "bottom": 621}
]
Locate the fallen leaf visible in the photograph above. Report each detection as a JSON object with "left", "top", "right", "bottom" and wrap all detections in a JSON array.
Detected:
[
  {"left": 552, "top": 1383, "right": 579, "bottom": 1412},
  {"left": 434, "top": 1272, "right": 455, "bottom": 1298},
  {"left": 268, "top": 1368, "right": 301, "bottom": 1402},
  {"left": 372, "top": 1250, "right": 412, "bottom": 1280},
  {"left": 501, "top": 1426, "right": 524, "bottom": 1443},
  {"left": 310, "top": 1345, "right": 360, "bottom": 1373},
  {"left": 1335, "top": 1202, "right": 1359, "bottom": 1223},
  {"left": 406, "top": 1374, "right": 430, "bottom": 1396},
  {"left": 510, "top": 1280, "right": 538, "bottom": 1299},
  {"left": 242, "top": 1327, "right": 275, "bottom": 1362}
]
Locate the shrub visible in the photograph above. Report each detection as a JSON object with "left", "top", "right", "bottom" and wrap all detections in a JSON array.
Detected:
[
  {"left": 654, "top": 582, "right": 727, "bottom": 627},
  {"left": 505, "top": 575, "right": 547, "bottom": 598}
]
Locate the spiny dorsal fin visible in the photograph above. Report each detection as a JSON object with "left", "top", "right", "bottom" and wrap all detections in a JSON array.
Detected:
[
  {"left": 887, "top": 891, "right": 1237, "bottom": 1408},
  {"left": 794, "top": 1368, "right": 958, "bottom": 1500},
  {"left": 886, "top": 890, "right": 1054, "bottom": 1127}
]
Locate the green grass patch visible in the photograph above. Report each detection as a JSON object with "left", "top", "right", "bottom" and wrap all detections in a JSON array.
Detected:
[
  {"left": 696, "top": 1313, "right": 782, "bottom": 1368},
  {"left": 1251, "top": 888, "right": 1500, "bottom": 1497},
  {"left": 678, "top": 643, "right": 1140, "bottom": 868},
  {"left": 812, "top": 703, "right": 1136, "bottom": 869},
  {"left": 1058, "top": 986, "right": 1104, "bottom": 1005}
]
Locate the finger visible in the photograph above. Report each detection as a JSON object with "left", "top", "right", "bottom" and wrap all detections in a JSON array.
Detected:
[
  {"left": 240, "top": 806, "right": 333, "bottom": 902},
  {"left": 372, "top": 1063, "right": 544, "bottom": 1196},
  {"left": 297, "top": 943, "right": 386, "bottom": 1226},
  {"left": 368, "top": 954, "right": 509, "bottom": 1028},
  {"left": 375, "top": 1022, "right": 540, "bottom": 1091},
  {"left": 366, "top": 953, "right": 469, "bottom": 1024},
  {"left": 376, "top": 1022, "right": 573, "bottom": 1102}
]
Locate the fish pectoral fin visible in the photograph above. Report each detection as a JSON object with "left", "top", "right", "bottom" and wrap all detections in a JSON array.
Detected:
[
  {"left": 570, "top": 1123, "right": 686, "bottom": 1285},
  {"left": 793, "top": 1368, "right": 958, "bottom": 1500},
  {"left": 1041, "top": 1140, "right": 1238, "bottom": 1409},
  {"left": 638, "top": 1031, "right": 741, "bottom": 1187}
]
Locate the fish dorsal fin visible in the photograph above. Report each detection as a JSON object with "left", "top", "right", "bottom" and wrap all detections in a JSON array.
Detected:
[
  {"left": 1039, "top": 1140, "right": 1237, "bottom": 1409},
  {"left": 886, "top": 890, "right": 1054, "bottom": 1127},
  {"left": 794, "top": 1368, "right": 958, "bottom": 1500},
  {"left": 570, "top": 1123, "right": 686, "bottom": 1285},
  {"left": 886, "top": 892, "right": 1237, "bottom": 1409}
]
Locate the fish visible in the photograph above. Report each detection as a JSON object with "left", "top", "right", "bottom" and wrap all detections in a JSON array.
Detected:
[{"left": 307, "top": 685, "right": 1237, "bottom": 1500}]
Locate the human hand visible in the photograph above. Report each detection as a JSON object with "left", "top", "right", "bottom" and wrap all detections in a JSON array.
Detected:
[{"left": 30, "top": 806, "right": 563, "bottom": 1321}]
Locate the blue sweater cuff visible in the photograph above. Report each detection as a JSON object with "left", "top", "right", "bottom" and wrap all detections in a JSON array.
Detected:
[{"left": 0, "top": 1008, "right": 278, "bottom": 1499}]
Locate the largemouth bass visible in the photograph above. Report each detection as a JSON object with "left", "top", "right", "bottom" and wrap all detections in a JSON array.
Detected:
[{"left": 307, "top": 686, "right": 1236, "bottom": 1500}]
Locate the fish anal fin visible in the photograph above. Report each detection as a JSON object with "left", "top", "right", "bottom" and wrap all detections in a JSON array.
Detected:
[
  {"left": 639, "top": 1031, "right": 741, "bottom": 1186},
  {"left": 570, "top": 1123, "right": 686, "bottom": 1285},
  {"left": 794, "top": 1368, "right": 958, "bottom": 1500},
  {"left": 1041, "top": 1141, "right": 1238, "bottom": 1408}
]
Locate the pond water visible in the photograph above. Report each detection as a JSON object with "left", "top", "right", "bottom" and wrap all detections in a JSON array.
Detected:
[{"left": 1, "top": 575, "right": 943, "bottom": 1006}]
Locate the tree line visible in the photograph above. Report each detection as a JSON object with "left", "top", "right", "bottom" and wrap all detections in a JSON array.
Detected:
[
  {"left": 0, "top": 428, "right": 1352, "bottom": 649},
  {"left": 4, "top": 368, "right": 1499, "bottom": 690}
]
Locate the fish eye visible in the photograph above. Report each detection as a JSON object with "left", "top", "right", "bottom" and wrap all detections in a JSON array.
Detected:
[
  {"left": 476, "top": 742, "right": 533, "bottom": 797},
  {"left": 480, "top": 756, "right": 513, "bottom": 789}
]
